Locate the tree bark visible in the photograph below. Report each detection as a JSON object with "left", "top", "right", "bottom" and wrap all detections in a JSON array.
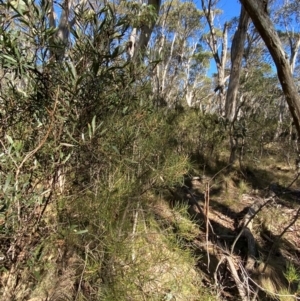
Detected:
[
  {"left": 240, "top": 0, "right": 300, "bottom": 138},
  {"left": 201, "top": 0, "right": 228, "bottom": 115},
  {"left": 289, "top": 36, "right": 300, "bottom": 74},
  {"left": 48, "top": 0, "right": 75, "bottom": 62},
  {"left": 129, "top": 0, "right": 161, "bottom": 61},
  {"left": 225, "top": 6, "right": 250, "bottom": 122}
]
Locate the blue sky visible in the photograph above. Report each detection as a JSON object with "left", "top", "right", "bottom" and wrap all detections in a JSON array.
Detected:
[
  {"left": 194, "top": 0, "right": 241, "bottom": 21},
  {"left": 198, "top": 0, "right": 241, "bottom": 75},
  {"left": 218, "top": 0, "right": 241, "bottom": 20}
]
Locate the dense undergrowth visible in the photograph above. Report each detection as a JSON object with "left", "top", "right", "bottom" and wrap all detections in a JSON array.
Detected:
[
  {"left": 0, "top": 81, "right": 224, "bottom": 299},
  {"left": 1, "top": 81, "right": 300, "bottom": 300},
  {"left": 1, "top": 2, "right": 300, "bottom": 300}
]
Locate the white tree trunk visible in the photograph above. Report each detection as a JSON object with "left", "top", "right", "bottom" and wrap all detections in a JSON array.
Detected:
[
  {"left": 128, "top": 0, "right": 161, "bottom": 61},
  {"left": 201, "top": 0, "right": 228, "bottom": 115},
  {"left": 48, "top": 0, "right": 75, "bottom": 61}
]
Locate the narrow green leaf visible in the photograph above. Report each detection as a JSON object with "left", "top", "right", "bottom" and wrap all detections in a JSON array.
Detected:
[
  {"left": 70, "top": 27, "right": 79, "bottom": 40},
  {"left": 8, "top": 1, "right": 24, "bottom": 16},
  {"left": 122, "top": 106, "right": 129, "bottom": 114},
  {"left": 112, "top": 146, "right": 120, "bottom": 154},
  {"left": 96, "top": 121, "right": 103, "bottom": 130},
  {"left": 3, "top": 174, "right": 12, "bottom": 193},
  {"left": 65, "top": 61, "right": 77, "bottom": 81},
  {"left": 62, "top": 153, "right": 72, "bottom": 164},
  {"left": 1, "top": 54, "right": 17, "bottom": 64},
  {"left": 18, "top": 18, "right": 30, "bottom": 27},
  {"left": 65, "top": 129, "right": 79, "bottom": 144},
  {"left": 100, "top": 128, "right": 108, "bottom": 135},
  {"left": 60, "top": 143, "right": 75, "bottom": 147},
  {"left": 31, "top": 0, "right": 40, "bottom": 17},
  {"left": 74, "top": 229, "right": 88, "bottom": 234},
  {"left": 88, "top": 123, "right": 92, "bottom": 140},
  {"left": 6, "top": 135, "right": 13, "bottom": 145},
  {"left": 124, "top": 158, "right": 138, "bottom": 164},
  {"left": 75, "top": 74, "right": 87, "bottom": 88},
  {"left": 91, "top": 116, "right": 96, "bottom": 135}
]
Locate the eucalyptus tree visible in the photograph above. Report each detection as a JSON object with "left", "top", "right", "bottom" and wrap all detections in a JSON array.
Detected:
[
  {"left": 272, "top": 0, "right": 300, "bottom": 138},
  {"left": 240, "top": 0, "right": 300, "bottom": 138},
  {"left": 201, "top": 0, "right": 229, "bottom": 114},
  {"left": 151, "top": 0, "right": 211, "bottom": 107},
  {"left": 273, "top": 0, "right": 300, "bottom": 75},
  {"left": 225, "top": 6, "right": 250, "bottom": 123},
  {"left": 127, "top": 0, "right": 161, "bottom": 60},
  {"left": 223, "top": 5, "right": 250, "bottom": 163}
]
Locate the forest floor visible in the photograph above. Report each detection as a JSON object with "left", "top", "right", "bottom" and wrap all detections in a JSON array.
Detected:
[
  {"left": 165, "top": 153, "right": 300, "bottom": 300},
  {"left": 2, "top": 147, "right": 300, "bottom": 301}
]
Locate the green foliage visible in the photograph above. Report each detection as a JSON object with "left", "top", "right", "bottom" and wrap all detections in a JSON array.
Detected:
[
  {"left": 171, "top": 203, "right": 200, "bottom": 241},
  {"left": 123, "top": 1, "right": 159, "bottom": 28},
  {"left": 3, "top": 0, "right": 298, "bottom": 300},
  {"left": 173, "top": 110, "right": 227, "bottom": 159},
  {"left": 96, "top": 216, "right": 203, "bottom": 300},
  {"left": 0, "top": 2, "right": 222, "bottom": 299},
  {"left": 163, "top": 0, "right": 203, "bottom": 35},
  {"left": 284, "top": 262, "right": 300, "bottom": 291}
]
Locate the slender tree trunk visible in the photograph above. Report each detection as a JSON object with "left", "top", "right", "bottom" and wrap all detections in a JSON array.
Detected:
[
  {"left": 134, "top": 0, "right": 160, "bottom": 59},
  {"left": 161, "top": 32, "right": 177, "bottom": 93},
  {"left": 275, "top": 96, "right": 286, "bottom": 139},
  {"left": 201, "top": 0, "right": 228, "bottom": 115},
  {"left": 225, "top": 6, "right": 250, "bottom": 122},
  {"left": 128, "top": 0, "right": 161, "bottom": 61},
  {"left": 275, "top": 27, "right": 300, "bottom": 139},
  {"left": 48, "top": 0, "right": 75, "bottom": 62},
  {"left": 225, "top": 6, "right": 249, "bottom": 164},
  {"left": 289, "top": 36, "right": 300, "bottom": 75},
  {"left": 217, "top": 23, "right": 228, "bottom": 115},
  {"left": 183, "top": 42, "right": 198, "bottom": 107},
  {"left": 48, "top": 0, "right": 56, "bottom": 61},
  {"left": 240, "top": 0, "right": 300, "bottom": 138}
]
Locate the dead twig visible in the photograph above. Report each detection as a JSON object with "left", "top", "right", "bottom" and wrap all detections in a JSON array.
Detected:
[
  {"left": 75, "top": 243, "right": 89, "bottom": 301},
  {"left": 226, "top": 255, "right": 249, "bottom": 301},
  {"left": 262, "top": 206, "right": 300, "bottom": 272},
  {"left": 231, "top": 196, "right": 274, "bottom": 255},
  {"left": 204, "top": 182, "right": 210, "bottom": 272}
]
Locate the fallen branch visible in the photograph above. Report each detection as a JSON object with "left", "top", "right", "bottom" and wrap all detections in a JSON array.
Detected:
[
  {"left": 226, "top": 255, "right": 249, "bottom": 301},
  {"left": 231, "top": 196, "right": 274, "bottom": 270},
  {"left": 204, "top": 182, "right": 210, "bottom": 271}
]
